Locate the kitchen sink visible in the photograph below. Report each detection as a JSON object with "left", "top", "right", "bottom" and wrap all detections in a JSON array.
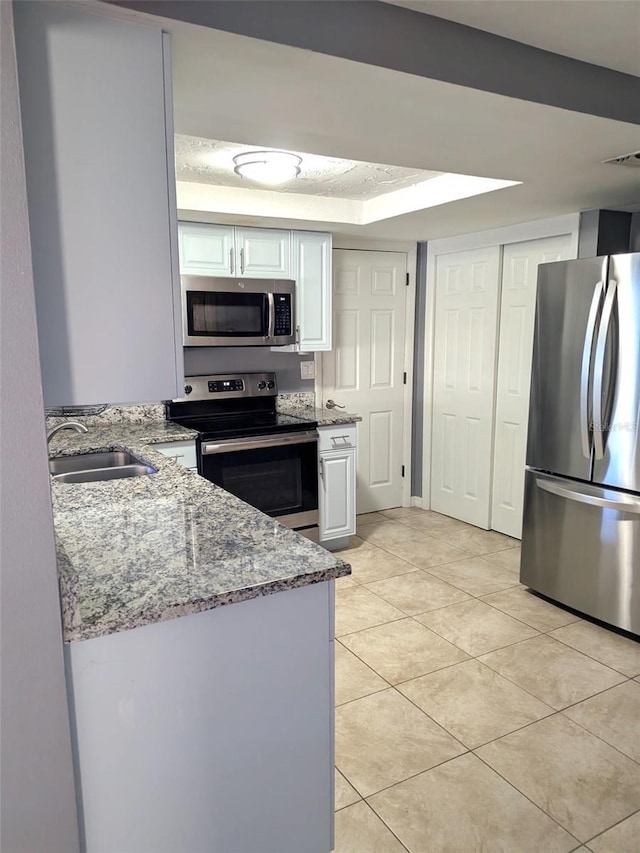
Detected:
[{"left": 49, "top": 451, "right": 156, "bottom": 483}]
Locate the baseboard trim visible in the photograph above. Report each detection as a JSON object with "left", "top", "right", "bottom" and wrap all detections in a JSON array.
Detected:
[{"left": 410, "top": 496, "right": 424, "bottom": 509}]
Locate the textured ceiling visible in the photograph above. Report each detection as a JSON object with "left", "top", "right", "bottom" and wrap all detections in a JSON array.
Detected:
[{"left": 174, "top": 135, "right": 442, "bottom": 200}]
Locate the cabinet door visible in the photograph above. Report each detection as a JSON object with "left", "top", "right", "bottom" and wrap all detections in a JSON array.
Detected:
[
  {"left": 15, "top": 4, "right": 182, "bottom": 406},
  {"left": 293, "top": 231, "right": 332, "bottom": 351},
  {"left": 178, "top": 223, "right": 234, "bottom": 276},
  {"left": 235, "top": 228, "right": 291, "bottom": 278},
  {"left": 319, "top": 449, "right": 356, "bottom": 541}
]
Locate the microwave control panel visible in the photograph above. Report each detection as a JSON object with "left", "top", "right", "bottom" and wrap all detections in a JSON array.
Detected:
[{"left": 274, "top": 294, "right": 293, "bottom": 336}]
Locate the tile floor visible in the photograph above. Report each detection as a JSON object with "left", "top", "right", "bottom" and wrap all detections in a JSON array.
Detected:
[{"left": 332, "top": 507, "right": 640, "bottom": 853}]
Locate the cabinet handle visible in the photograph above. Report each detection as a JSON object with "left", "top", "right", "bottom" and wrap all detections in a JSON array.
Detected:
[
  {"left": 230, "top": 248, "right": 235, "bottom": 275},
  {"left": 240, "top": 248, "right": 245, "bottom": 274},
  {"left": 331, "top": 435, "right": 350, "bottom": 444},
  {"left": 319, "top": 457, "right": 324, "bottom": 479}
]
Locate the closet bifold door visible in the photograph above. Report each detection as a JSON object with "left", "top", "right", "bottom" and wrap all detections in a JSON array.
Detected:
[
  {"left": 430, "top": 246, "right": 501, "bottom": 528},
  {"left": 490, "top": 234, "right": 574, "bottom": 539}
]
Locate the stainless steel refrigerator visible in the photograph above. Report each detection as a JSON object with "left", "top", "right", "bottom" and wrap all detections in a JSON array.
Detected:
[{"left": 521, "top": 252, "right": 640, "bottom": 634}]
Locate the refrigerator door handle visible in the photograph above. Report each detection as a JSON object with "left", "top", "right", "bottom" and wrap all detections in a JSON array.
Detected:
[
  {"left": 593, "top": 279, "right": 618, "bottom": 460},
  {"left": 536, "top": 476, "right": 640, "bottom": 514},
  {"left": 579, "top": 280, "right": 605, "bottom": 458}
]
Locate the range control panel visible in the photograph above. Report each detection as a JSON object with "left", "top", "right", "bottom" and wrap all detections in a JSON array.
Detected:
[{"left": 175, "top": 373, "right": 278, "bottom": 402}]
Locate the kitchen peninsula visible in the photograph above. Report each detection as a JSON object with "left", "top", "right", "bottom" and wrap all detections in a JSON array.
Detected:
[{"left": 51, "top": 423, "right": 349, "bottom": 853}]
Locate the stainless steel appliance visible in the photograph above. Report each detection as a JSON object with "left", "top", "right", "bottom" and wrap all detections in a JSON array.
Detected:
[
  {"left": 166, "top": 373, "right": 319, "bottom": 538},
  {"left": 522, "top": 252, "right": 640, "bottom": 633},
  {"left": 181, "top": 276, "right": 296, "bottom": 347}
]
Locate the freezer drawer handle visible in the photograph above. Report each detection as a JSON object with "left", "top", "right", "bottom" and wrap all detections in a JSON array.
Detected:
[
  {"left": 592, "top": 279, "right": 618, "bottom": 461},
  {"left": 580, "top": 281, "right": 604, "bottom": 459},
  {"left": 536, "top": 477, "right": 640, "bottom": 514}
]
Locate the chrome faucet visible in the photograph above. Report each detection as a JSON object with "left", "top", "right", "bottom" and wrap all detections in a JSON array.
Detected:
[{"left": 46, "top": 421, "right": 88, "bottom": 446}]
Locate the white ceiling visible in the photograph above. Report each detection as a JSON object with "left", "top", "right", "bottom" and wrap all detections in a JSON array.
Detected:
[
  {"left": 386, "top": 0, "right": 640, "bottom": 77},
  {"left": 175, "top": 135, "right": 440, "bottom": 199},
  {"left": 104, "top": 3, "right": 640, "bottom": 242}
]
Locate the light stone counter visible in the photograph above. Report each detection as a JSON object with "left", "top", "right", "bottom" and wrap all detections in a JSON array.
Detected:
[{"left": 50, "top": 424, "right": 350, "bottom": 643}]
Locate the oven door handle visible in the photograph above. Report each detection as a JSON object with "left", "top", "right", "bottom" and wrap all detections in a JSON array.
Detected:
[{"left": 201, "top": 431, "right": 318, "bottom": 455}]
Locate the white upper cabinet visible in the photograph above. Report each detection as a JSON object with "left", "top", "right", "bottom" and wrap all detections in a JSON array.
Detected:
[
  {"left": 292, "top": 231, "right": 332, "bottom": 351},
  {"left": 179, "top": 224, "right": 234, "bottom": 276},
  {"left": 177, "top": 224, "right": 291, "bottom": 279},
  {"left": 234, "top": 228, "right": 291, "bottom": 278},
  {"left": 14, "top": 3, "right": 183, "bottom": 406},
  {"left": 177, "top": 223, "right": 332, "bottom": 352}
]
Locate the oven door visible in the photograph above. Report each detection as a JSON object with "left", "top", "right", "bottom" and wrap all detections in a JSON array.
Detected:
[{"left": 200, "top": 431, "right": 319, "bottom": 529}]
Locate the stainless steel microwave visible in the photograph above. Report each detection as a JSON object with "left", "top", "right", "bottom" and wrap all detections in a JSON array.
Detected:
[{"left": 181, "top": 276, "right": 296, "bottom": 347}]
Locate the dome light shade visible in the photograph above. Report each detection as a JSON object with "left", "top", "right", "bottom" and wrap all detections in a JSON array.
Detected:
[{"left": 233, "top": 150, "right": 302, "bottom": 185}]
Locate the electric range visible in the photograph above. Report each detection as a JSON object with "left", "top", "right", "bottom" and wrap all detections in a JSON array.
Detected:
[{"left": 166, "top": 373, "right": 319, "bottom": 537}]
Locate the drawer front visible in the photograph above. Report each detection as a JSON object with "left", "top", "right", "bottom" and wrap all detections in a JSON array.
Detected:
[
  {"left": 154, "top": 440, "right": 197, "bottom": 469},
  {"left": 318, "top": 424, "right": 357, "bottom": 453}
]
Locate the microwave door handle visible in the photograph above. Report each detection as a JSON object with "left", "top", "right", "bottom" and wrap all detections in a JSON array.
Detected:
[{"left": 267, "top": 292, "right": 275, "bottom": 339}]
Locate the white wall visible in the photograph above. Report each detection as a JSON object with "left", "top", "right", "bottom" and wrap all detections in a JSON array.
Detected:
[{"left": 0, "top": 3, "right": 79, "bottom": 850}]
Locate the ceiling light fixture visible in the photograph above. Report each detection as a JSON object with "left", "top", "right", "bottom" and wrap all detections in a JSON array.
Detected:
[{"left": 233, "top": 150, "right": 302, "bottom": 186}]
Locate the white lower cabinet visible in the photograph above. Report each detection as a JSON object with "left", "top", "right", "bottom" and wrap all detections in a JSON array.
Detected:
[
  {"left": 319, "top": 425, "right": 357, "bottom": 543},
  {"left": 153, "top": 439, "right": 197, "bottom": 471},
  {"left": 65, "top": 582, "right": 335, "bottom": 853}
]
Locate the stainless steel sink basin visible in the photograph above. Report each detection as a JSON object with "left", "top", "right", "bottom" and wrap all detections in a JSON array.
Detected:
[
  {"left": 49, "top": 451, "right": 156, "bottom": 483},
  {"left": 53, "top": 464, "right": 156, "bottom": 484}
]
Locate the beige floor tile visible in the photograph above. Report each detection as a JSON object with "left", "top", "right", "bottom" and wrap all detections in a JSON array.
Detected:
[
  {"left": 335, "top": 587, "right": 405, "bottom": 637},
  {"left": 335, "top": 769, "right": 361, "bottom": 811},
  {"left": 356, "top": 511, "right": 385, "bottom": 525},
  {"left": 335, "top": 642, "right": 388, "bottom": 706},
  {"left": 587, "top": 811, "right": 640, "bottom": 853},
  {"left": 549, "top": 621, "right": 640, "bottom": 677},
  {"left": 393, "top": 511, "right": 472, "bottom": 536},
  {"left": 340, "top": 618, "right": 469, "bottom": 684},
  {"left": 334, "top": 535, "right": 375, "bottom": 555},
  {"left": 357, "top": 519, "right": 421, "bottom": 546},
  {"left": 430, "top": 526, "right": 517, "bottom": 555},
  {"left": 336, "top": 574, "right": 357, "bottom": 590},
  {"left": 476, "top": 715, "right": 640, "bottom": 842},
  {"left": 334, "top": 801, "right": 407, "bottom": 853},
  {"left": 426, "top": 555, "right": 521, "bottom": 596},
  {"left": 380, "top": 506, "right": 424, "bottom": 520},
  {"left": 563, "top": 681, "right": 640, "bottom": 763},
  {"left": 479, "top": 635, "right": 625, "bottom": 710},
  {"left": 373, "top": 535, "right": 470, "bottom": 571},
  {"left": 368, "top": 752, "right": 577, "bottom": 853},
  {"left": 483, "top": 546, "right": 521, "bottom": 572},
  {"left": 335, "top": 689, "right": 465, "bottom": 797},
  {"left": 346, "top": 546, "right": 417, "bottom": 585},
  {"left": 415, "top": 598, "right": 539, "bottom": 656},
  {"left": 365, "top": 571, "right": 470, "bottom": 615},
  {"left": 398, "top": 659, "right": 553, "bottom": 748},
  {"left": 482, "top": 587, "right": 582, "bottom": 632}
]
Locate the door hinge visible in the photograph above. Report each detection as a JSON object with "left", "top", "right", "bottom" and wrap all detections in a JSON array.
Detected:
[
  {"left": 401, "top": 465, "right": 405, "bottom": 477},
  {"left": 403, "top": 372, "right": 407, "bottom": 385},
  {"left": 406, "top": 273, "right": 410, "bottom": 287}
]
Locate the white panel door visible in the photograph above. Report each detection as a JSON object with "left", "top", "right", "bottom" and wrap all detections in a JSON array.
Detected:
[
  {"left": 491, "top": 234, "right": 574, "bottom": 538},
  {"left": 235, "top": 228, "right": 291, "bottom": 278},
  {"left": 431, "top": 246, "right": 501, "bottom": 527},
  {"left": 178, "top": 223, "right": 234, "bottom": 276},
  {"left": 321, "top": 250, "right": 407, "bottom": 513}
]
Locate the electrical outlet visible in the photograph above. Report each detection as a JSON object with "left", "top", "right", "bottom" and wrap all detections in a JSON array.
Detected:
[{"left": 300, "top": 360, "right": 315, "bottom": 380}]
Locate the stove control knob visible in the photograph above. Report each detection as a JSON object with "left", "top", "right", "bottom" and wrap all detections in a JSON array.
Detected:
[
  {"left": 257, "top": 380, "right": 267, "bottom": 390},
  {"left": 184, "top": 384, "right": 193, "bottom": 395},
  {"left": 267, "top": 380, "right": 275, "bottom": 390}
]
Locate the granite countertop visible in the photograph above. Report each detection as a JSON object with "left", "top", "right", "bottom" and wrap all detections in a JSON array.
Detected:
[
  {"left": 277, "top": 403, "right": 362, "bottom": 427},
  {"left": 50, "top": 425, "right": 350, "bottom": 644}
]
